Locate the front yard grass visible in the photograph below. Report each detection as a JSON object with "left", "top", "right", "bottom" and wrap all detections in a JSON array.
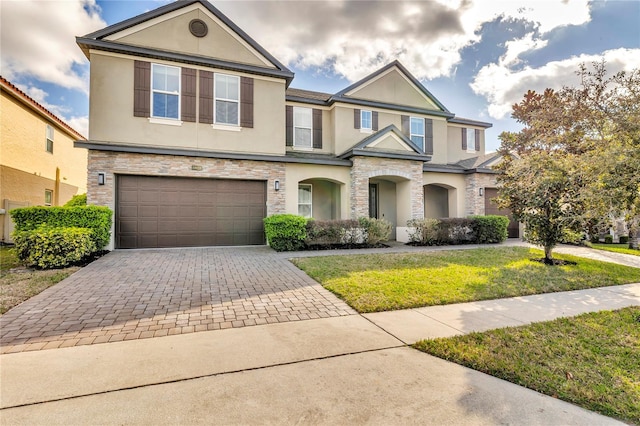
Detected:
[
  {"left": 591, "top": 243, "right": 640, "bottom": 257},
  {"left": 414, "top": 307, "right": 640, "bottom": 424},
  {"left": 292, "top": 247, "right": 640, "bottom": 313},
  {"left": 0, "top": 246, "right": 78, "bottom": 314}
]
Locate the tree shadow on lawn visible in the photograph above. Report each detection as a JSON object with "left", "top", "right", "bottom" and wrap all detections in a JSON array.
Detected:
[{"left": 297, "top": 247, "right": 640, "bottom": 313}]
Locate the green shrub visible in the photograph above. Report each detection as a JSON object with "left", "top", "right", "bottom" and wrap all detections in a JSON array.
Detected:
[
  {"left": 619, "top": 235, "right": 629, "bottom": 244},
  {"left": 590, "top": 234, "right": 600, "bottom": 243},
  {"left": 407, "top": 218, "right": 439, "bottom": 245},
  {"left": 358, "top": 217, "right": 392, "bottom": 245},
  {"left": 306, "top": 219, "right": 361, "bottom": 246},
  {"left": 63, "top": 194, "right": 87, "bottom": 207},
  {"left": 469, "top": 215, "right": 509, "bottom": 244},
  {"left": 604, "top": 235, "right": 613, "bottom": 244},
  {"left": 264, "top": 214, "right": 308, "bottom": 252},
  {"left": 13, "top": 226, "right": 96, "bottom": 269},
  {"left": 559, "top": 228, "right": 583, "bottom": 245},
  {"left": 437, "top": 218, "right": 475, "bottom": 244},
  {"left": 10, "top": 206, "right": 112, "bottom": 250}
]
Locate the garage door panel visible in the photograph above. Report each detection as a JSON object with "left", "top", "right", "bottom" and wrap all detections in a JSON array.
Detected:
[
  {"left": 117, "top": 176, "right": 266, "bottom": 249},
  {"left": 485, "top": 188, "right": 519, "bottom": 238}
]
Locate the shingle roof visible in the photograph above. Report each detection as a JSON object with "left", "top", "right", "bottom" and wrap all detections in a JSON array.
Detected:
[
  {"left": 0, "top": 76, "right": 86, "bottom": 140},
  {"left": 286, "top": 88, "right": 332, "bottom": 102},
  {"left": 455, "top": 152, "right": 502, "bottom": 169}
]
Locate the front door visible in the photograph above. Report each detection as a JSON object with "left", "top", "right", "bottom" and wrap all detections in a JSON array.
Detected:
[{"left": 369, "top": 183, "right": 378, "bottom": 219}]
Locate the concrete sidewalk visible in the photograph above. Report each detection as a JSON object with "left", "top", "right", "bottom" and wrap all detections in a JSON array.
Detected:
[{"left": 3, "top": 284, "right": 637, "bottom": 425}]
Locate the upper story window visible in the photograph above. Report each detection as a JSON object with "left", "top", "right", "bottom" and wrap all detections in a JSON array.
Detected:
[
  {"left": 462, "top": 128, "right": 480, "bottom": 153},
  {"left": 410, "top": 117, "right": 425, "bottom": 150},
  {"left": 293, "top": 107, "right": 313, "bottom": 148},
  {"left": 214, "top": 73, "right": 240, "bottom": 126},
  {"left": 361, "top": 110, "right": 372, "bottom": 130},
  {"left": 45, "top": 125, "right": 54, "bottom": 153},
  {"left": 151, "top": 63, "right": 180, "bottom": 120}
]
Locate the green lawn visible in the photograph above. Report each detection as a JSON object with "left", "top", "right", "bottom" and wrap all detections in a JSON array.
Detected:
[
  {"left": 591, "top": 243, "right": 640, "bottom": 257},
  {"left": 292, "top": 247, "right": 640, "bottom": 313},
  {"left": 0, "top": 246, "right": 22, "bottom": 272},
  {"left": 414, "top": 307, "right": 640, "bottom": 424}
]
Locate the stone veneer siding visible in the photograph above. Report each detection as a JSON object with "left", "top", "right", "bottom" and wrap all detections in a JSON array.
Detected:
[
  {"left": 87, "top": 150, "right": 287, "bottom": 216},
  {"left": 464, "top": 172, "right": 499, "bottom": 216},
  {"left": 350, "top": 156, "right": 424, "bottom": 220}
]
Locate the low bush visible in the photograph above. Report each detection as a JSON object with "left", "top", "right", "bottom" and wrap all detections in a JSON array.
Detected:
[
  {"left": 264, "top": 214, "right": 308, "bottom": 252},
  {"left": 10, "top": 206, "right": 112, "bottom": 250},
  {"left": 619, "top": 235, "right": 629, "bottom": 244},
  {"left": 13, "top": 226, "right": 96, "bottom": 269},
  {"left": 469, "top": 215, "right": 509, "bottom": 244},
  {"left": 560, "top": 228, "right": 584, "bottom": 245},
  {"left": 63, "top": 194, "right": 87, "bottom": 207},
  {"left": 590, "top": 234, "right": 600, "bottom": 243},
  {"left": 408, "top": 216, "right": 509, "bottom": 246},
  {"left": 604, "top": 235, "right": 614, "bottom": 244},
  {"left": 358, "top": 217, "right": 392, "bottom": 245},
  {"left": 306, "top": 219, "right": 361, "bottom": 246}
]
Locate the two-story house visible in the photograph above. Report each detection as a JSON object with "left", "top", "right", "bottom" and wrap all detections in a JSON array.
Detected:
[
  {"left": 76, "top": 0, "right": 513, "bottom": 250},
  {"left": 1, "top": 77, "right": 87, "bottom": 243}
]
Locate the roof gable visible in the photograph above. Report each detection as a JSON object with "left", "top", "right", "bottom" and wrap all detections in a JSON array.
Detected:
[
  {"left": 338, "top": 125, "right": 431, "bottom": 161},
  {"left": 78, "top": 0, "right": 292, "bottom": 82},
  {"left": 335, "top": 61, "right": 449, "bottom": 113}
]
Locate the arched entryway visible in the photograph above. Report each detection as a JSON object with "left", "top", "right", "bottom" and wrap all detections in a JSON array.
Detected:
[
  {"left": 298, "top": 178, "right": 342, "bottom": 220},
  {"left": 423, "top": 183, "right": 456, "bottom": 218}
]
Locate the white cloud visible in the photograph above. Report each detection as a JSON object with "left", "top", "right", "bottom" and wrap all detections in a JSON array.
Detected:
[
  {"left": 218, "top": 0, "right": 591, "bottom": 83},
  {"left": 471, "top": 48, "right": 640, "bottom": 119},
  {"left": 501, "top": 33, "right": 548, "bottom": 67},
  {"left": 1, "top": 0, "right": 105, "bottom": 93}
]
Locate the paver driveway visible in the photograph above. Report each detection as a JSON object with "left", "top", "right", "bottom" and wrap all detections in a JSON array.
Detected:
[{"left": 0, "top": 247, "right": 355, "bottom": 354}]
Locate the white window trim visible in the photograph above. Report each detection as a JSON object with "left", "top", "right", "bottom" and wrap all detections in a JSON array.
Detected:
[
  {"left": 45, "top": 125, "right": 54, "bottom": 153},
  {"left": 151, "top": 63, "right": 181, "bottom": 121},
  {"left": 148, "top": 117, "right": 183, "bottom": 126},
  {"left": 298, "top": 184, "right": 313, "bottom": 218},
  {"left": 211, "top": 123, "right": 241, "bottom": 132},
  {"left": 44, "top": 189, "right": 53, "bottom": 206},
  {"left": 361, "top": 110, "right": 372, "bottom": 130},
  {"left": 466, "top": 128, "right": 477, "bottom": 153},
  {"left": 293, "top": 106, "right": 313, "bottom": 149},
  {"left": 410, "top": 117, "right": 425, "bottom": 150},
  {"left": 214, "top": 73, "right": 240, "bottom": 126}
]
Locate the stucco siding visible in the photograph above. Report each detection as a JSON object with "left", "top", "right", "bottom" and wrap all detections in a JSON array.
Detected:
[
  {"left": 348, "top": 69, "right": 439, "bottom": 110},
  {"left": 446, "top": 123, "right": 486, "bottom": 162},
  {"left": 89, "top": 52, "right": 286, "bottom": 155}
]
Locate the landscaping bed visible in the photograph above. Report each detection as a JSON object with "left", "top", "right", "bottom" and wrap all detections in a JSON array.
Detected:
[
  {"left": 292, "top": 247, "right": 640, "bottom": 313},
  {"left": 414, "top": 307, "right": 640, "bottom": 424}
]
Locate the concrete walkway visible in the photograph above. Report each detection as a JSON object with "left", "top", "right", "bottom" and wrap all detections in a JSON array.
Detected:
[{"left": 2, "top": 283, "right": 637, "bottom": 424}]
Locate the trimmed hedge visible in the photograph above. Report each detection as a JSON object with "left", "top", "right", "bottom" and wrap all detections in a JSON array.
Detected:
[
  {"left": 305, "top": 218, "right": 392, "bottom": 248},
  {"left": 264, "top": 214, "right": 308, "bottom": 252},
  {"left": 63, "top": 194, "right": 87, "bottom": 207},
  {"left": 619, "top": 235, "right": 629, "bottom": 244},
  {"left": 407, "top": 215, "right": 510, "bottom": 246},
  {"left": 10, "top": 206, "right": 112, "bottom": 250},
  {"left": 13, "top": 226, "right": 96, "bottom": 269}
]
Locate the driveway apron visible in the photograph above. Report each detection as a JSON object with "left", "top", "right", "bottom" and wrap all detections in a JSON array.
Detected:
[{"left": 0, "top": 247, "right": 355, "bottom": 354}]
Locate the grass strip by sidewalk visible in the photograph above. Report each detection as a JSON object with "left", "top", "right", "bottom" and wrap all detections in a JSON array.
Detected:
[
  {"left": 414, "top": 307, "right": 640, "bottom": 424},
  {"left": 591, "top": 243, "right": 640, "bottom": 257},
  {"left": 292, "top": 247, "right": 640, "bottom": 313}
]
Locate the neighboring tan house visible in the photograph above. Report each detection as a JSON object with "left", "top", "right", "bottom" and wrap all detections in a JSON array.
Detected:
[
  {"left": 0, "top": 76, "right": 87, "bottom": 243},
  {"left": 76, "top": 0, "right": 514, "bottom": 250}
]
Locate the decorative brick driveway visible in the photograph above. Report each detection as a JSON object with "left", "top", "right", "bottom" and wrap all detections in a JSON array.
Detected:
[{"left": 0, "top": 247, "right": 355, "bottom": 354}]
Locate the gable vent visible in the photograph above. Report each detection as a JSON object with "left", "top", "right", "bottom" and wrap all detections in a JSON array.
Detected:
[{"left": 189, "top": 19, "right": 208, "bottom": 38}]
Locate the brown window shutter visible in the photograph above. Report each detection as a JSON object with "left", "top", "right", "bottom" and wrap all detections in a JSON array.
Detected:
[
  {"left": 372, "top": 111, "right": 379, "bottom": 131},
  {"left": 199, "top": 71, "right": 214, "bottom": 124},
  {"left": 133, "top": 61, "right": 150, "bottom": 117},
  {"left": 181, "top": 68, "right": 196, "bottom": 122},
  {"left": 475, "top": 129, "right": 481, "bottom": 151},
  {"left": 285, "top": 105, "right": 293, "bottom": 146},
  {"left": 240, "top": 77, "right": 254, "bottom": 128},
  {"left": 354, "top": 109, "right": 361, "bottom": 129},
  {"left": 461, "top": 128, "right": 467, "bottom": 150},
  {"left": 401, "top": 115, "right": 410, "bottom": 136},
  {"left": 424, "top": 119, "right": 433, "bottom": 155},
  {"left": 313, "top": 109, "right": 323, "bottom": 149}
]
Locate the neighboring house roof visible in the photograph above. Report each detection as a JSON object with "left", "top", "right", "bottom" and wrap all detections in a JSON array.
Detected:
[
  {"left": 338, "top": 124, "right": 432, "bottom": 162},
  {"left": 0, "top": 75, "right": 86, "bottom": 140},
  {"left": 77, "top": 0, "right": 295, "bottom": 86},
  {"left": 455, "top": 152, "right": 502, "bottom": 170}
]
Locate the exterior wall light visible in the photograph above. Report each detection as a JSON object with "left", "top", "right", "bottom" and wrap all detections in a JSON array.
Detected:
[
  {"left": 98, "top": 172, "right": 106, "bottom": 186},
  {"left": 274, "top": 179, "right": 280, "bottom": 191},
  {"left": 479, "top": 187, "right": 484, "bottom": 196}
]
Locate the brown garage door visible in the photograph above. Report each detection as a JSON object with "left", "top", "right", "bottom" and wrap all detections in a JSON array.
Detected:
[
  {"left": 484, "top": 188, "right": 519, "bottom": 238},
  {"left": 116, "top": 175, "right": 266, "bottom": 249}
]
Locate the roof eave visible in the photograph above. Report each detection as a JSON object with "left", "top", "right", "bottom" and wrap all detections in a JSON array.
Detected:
[{"left": 329, "top": 96, "right": 455, "bottom": 118}]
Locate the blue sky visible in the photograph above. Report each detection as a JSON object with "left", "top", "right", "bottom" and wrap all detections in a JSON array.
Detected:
[{"left": 2, "top": 0, "right": 639, "bottom": 152}]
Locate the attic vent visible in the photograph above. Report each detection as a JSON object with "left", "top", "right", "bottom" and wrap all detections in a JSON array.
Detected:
[{"left": 189, "top": 19, "right": 208, "bottom": 38}]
